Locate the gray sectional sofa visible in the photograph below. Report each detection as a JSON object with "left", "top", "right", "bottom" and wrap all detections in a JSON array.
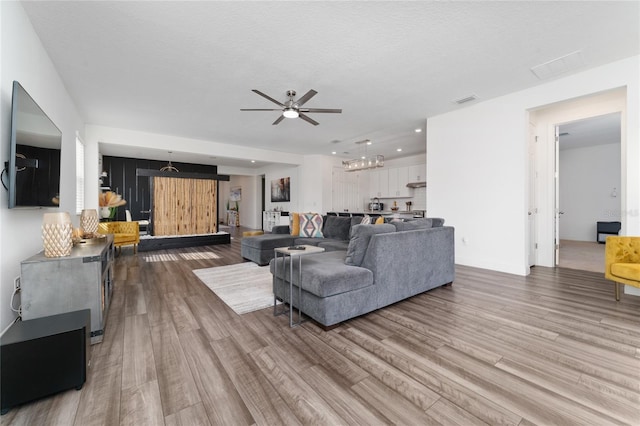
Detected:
[
  {"left": 269, "top": 218, "right": 454, "bottom": 327},
  {"left": 241, "top": 215, "right": 358, "bottom": 266}
]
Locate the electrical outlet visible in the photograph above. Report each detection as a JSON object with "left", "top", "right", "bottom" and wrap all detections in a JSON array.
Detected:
[{"left": 14, "top": 276, "right": 20, "bottom": 291}]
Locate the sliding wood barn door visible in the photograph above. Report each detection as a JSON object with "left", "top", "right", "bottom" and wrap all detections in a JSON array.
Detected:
[{"left": 152, "top": 177, "right": 217, "bottom": 236}]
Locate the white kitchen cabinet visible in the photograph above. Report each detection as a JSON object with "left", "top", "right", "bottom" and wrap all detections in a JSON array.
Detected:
[
  {"left": 378, "top": 169, "right": 389, "bottom": 198},
  {"left": 408, "top": 164, "right": 426, "bottom": 182},
  {"left": 388, "top": 167, "right": 411, "bottom": 197},
  {"left": 369, "top": 170, "right": 379, "bottom": 198},
  {"left": 332, "top": 167, "right": 361, "bottom": 213},
  {"left": 369, "top": 169, "right": 389, "bottom": 198}
]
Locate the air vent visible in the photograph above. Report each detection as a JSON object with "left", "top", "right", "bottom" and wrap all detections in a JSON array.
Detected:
[
  {"left": 453, "top": 95, "right": 478, "bottom": 105},
  {"left": 531, "top": 51, "right": 584, "bottom": 80}
]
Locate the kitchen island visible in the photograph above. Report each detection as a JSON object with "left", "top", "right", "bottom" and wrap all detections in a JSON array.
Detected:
[{"left": 328, "top": 210, "right": 425, "bottom": 219}]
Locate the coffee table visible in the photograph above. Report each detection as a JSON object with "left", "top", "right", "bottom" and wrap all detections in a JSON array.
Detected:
[{"left": 273, "top": 245, "right": 325, "bottom": 327}]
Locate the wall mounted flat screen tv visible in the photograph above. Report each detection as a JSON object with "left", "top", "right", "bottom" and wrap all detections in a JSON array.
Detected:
[{"left": 8, "top": 81, "right": 62, "bottom": 208}]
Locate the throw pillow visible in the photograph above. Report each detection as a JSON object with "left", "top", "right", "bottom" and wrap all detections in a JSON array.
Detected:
[
  {"left": 361, "top": 215, "right": 371, "bottom": 225},
  {"left": 374, "top": 216, "right": 384, "bottom": 225},
  {"left": 345, "top": 223, "right": 396, "bottom": 266},
  {"left": 289, "top": 212, "right": 300, "bottom": 236},
  {"left": 299, "top": 213, "right": 324, "bottom": 238}
]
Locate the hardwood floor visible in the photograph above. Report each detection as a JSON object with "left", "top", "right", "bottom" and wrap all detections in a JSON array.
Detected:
[{"left": 3, "top": 228, "right": 640, "bottom": 425}]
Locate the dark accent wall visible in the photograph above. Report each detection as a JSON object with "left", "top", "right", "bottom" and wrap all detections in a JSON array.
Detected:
[{"left": 102, "top": 156, "right": 218, "bottom": 222}]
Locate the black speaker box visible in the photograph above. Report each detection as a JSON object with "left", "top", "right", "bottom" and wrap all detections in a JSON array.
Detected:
[{"left": 1, "top": 309, "right": 90, "bottom": 415}]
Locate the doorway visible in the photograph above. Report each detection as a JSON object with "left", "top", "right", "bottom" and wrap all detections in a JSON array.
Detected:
[
  {"left": 555, "top": 112, "right": 622, "bottom": 273},
  {"left": 528, "top": 86, "right": 626, "bottom": 270}
]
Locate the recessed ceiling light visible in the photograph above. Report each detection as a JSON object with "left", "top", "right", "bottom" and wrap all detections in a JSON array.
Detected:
[
  {"left": 366, "top": 141, "right": 372, "bottom": 145},
  {"left": 331, "top": 151, "right": 337, "bottom": 155},
  {"left": 414, "top": 128, "right": 422, "bottom": 133},
  {"left": 251, "top": 160, "right": 255, "bottom": 163},
  {"left": 396, "top": 148, "right": 402, "bottom": 152}
]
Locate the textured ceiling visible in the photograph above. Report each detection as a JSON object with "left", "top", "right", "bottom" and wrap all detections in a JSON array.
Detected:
[{"left": 20, "top": 1, "right": 640, "bottom": 168}]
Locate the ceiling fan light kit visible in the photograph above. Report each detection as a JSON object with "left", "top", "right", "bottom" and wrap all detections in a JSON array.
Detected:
[
  {"left": 282, "top": 108, "right": 299, "bottom": 118},
  {"left": 241, "top": 89, "right": 341, "bottom": 126}
]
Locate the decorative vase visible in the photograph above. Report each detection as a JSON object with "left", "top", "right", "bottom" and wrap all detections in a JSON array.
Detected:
[
  {"left": 42, "top": 212, "right": 73, "bottom": 257},
  {"left": 80, "top": 209, "right": 99, "bottom": 235}
]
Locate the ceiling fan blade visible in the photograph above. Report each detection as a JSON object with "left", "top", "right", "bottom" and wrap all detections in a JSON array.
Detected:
[
  {"left": 240, "top": 108, "right": 282, "bottom": 111},
  {"left": 299, "top": 108, "right": 342, "bottom": 114},
  {"left": 252, "top": 89, "right": 284, "bottom": 107},
  {"left": 298, "top": 113, "right": 319, "bottom": 126},
  {"left": 295, "top": 89, "right": 318, "bottom": 107},
  {"left": 272, "top": 115, "right": 285, "bottom": 125}
]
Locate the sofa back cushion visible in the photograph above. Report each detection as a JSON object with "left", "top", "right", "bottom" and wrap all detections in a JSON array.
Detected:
[
  {"left": 322, "top": 215, "right": 352, "bottom": 240},
  {"left": 430, "top": 217, "right": 445, "bottom": 227},
  {"left": 391, "top": 218, "right": 433, "bottom": 232},
  {"left": 345, "top": 223, "right": 396, "bottom": 266},
  {"left": 390, "top": 217, "right": 445, "bottom": 231}
]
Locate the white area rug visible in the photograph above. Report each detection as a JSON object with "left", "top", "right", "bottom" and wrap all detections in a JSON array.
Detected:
[{"left": 192, "top": 262, "right": 276, "bottom": 314}]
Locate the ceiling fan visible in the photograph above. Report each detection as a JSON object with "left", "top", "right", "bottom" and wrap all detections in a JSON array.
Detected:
[{"left": 241, "top": 89, "right": 342, "bottom": 126}]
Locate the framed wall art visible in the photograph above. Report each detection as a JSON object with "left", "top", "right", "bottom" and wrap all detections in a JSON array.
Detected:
[{"left": 271, "top": 177, "right": 290, "bottom": 202}]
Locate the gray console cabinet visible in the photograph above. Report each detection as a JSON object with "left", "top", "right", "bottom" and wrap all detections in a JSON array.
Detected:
[{"left": 20, "top": 235, "right": 114, "bottom": 344}]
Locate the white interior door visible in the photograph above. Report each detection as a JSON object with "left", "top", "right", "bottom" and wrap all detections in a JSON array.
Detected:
[
  {"left": 554, "top": 125, "right": 561, "bottom": 265},
  {"left": 528, "top": 123, "right": 537, "bottom": 266}
]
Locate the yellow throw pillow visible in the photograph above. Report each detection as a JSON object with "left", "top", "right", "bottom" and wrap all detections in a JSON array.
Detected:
[
  {"left": 375, "top": 216, "right": 384, "bottom": 225},
  {"left": 289, "top": 212, "right": 300, "bottom": 235}
]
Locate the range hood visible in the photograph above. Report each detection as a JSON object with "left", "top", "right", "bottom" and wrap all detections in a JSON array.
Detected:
[{"left": 406, "top": 181, "right": 426, "bottom": 188}]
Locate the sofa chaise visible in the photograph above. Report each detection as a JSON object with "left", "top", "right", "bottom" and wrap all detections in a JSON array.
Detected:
[
  {"left": 269, "top": 218, "right": 454, "bottom": 327},
  {"left": 241, "top": 215, "right": 359, "bottom": 266}
]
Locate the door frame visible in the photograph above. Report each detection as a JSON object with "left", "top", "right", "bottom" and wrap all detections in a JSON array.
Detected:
[{"left": 528, "top": 87, "right": 626, "bottom": 268}]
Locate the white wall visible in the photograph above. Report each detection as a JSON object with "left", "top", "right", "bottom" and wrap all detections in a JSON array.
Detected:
[
  {"left": 559, "top": 143, "right": 621, "bottom": 241},
  {"left": 427, "top": 55, "right": 639, "bottom": 276},
  {"left": 219, "top": 175, "right": 261, "bottom": 229},
  {"left": 0, "top": 2, "right": 85, "bottom": 332}
]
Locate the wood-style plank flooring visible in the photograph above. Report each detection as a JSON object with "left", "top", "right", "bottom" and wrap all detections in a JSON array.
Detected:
[{"left": 3, "top": 227, "right": 640, "bottom": 425}]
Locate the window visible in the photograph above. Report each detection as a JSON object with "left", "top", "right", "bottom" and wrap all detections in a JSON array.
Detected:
[{"left": 75, "top": 135, "right": 85, "bottom": 214}]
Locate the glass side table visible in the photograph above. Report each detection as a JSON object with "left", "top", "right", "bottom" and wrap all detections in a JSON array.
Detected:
[{"left": 273, "top": 245, "right": 325, "bottom": 327}]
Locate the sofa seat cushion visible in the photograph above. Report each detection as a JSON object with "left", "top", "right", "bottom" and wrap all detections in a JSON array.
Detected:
[
  {"left": 242, "top": 234, "right": 294, "bottom": 250},
  {"left": 611, "top": 263, "right": 640, "bottom": 282},
  {"left": 318, "top": 240, "right": 350, "bottom": 252},
  {"left": 293, "top": 237, "right": 322, "bottom": 247},
  {"left": 270, "top": 251, "right": 373, "bottom": 298}
]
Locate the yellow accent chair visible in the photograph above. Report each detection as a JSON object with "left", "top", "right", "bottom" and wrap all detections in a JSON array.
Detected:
[
  {"left": 98, "top": 221, "right": 140, "bottom": 254},
  {"left": 604, "top": 236, "right": 640, "bottom": 300}
]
